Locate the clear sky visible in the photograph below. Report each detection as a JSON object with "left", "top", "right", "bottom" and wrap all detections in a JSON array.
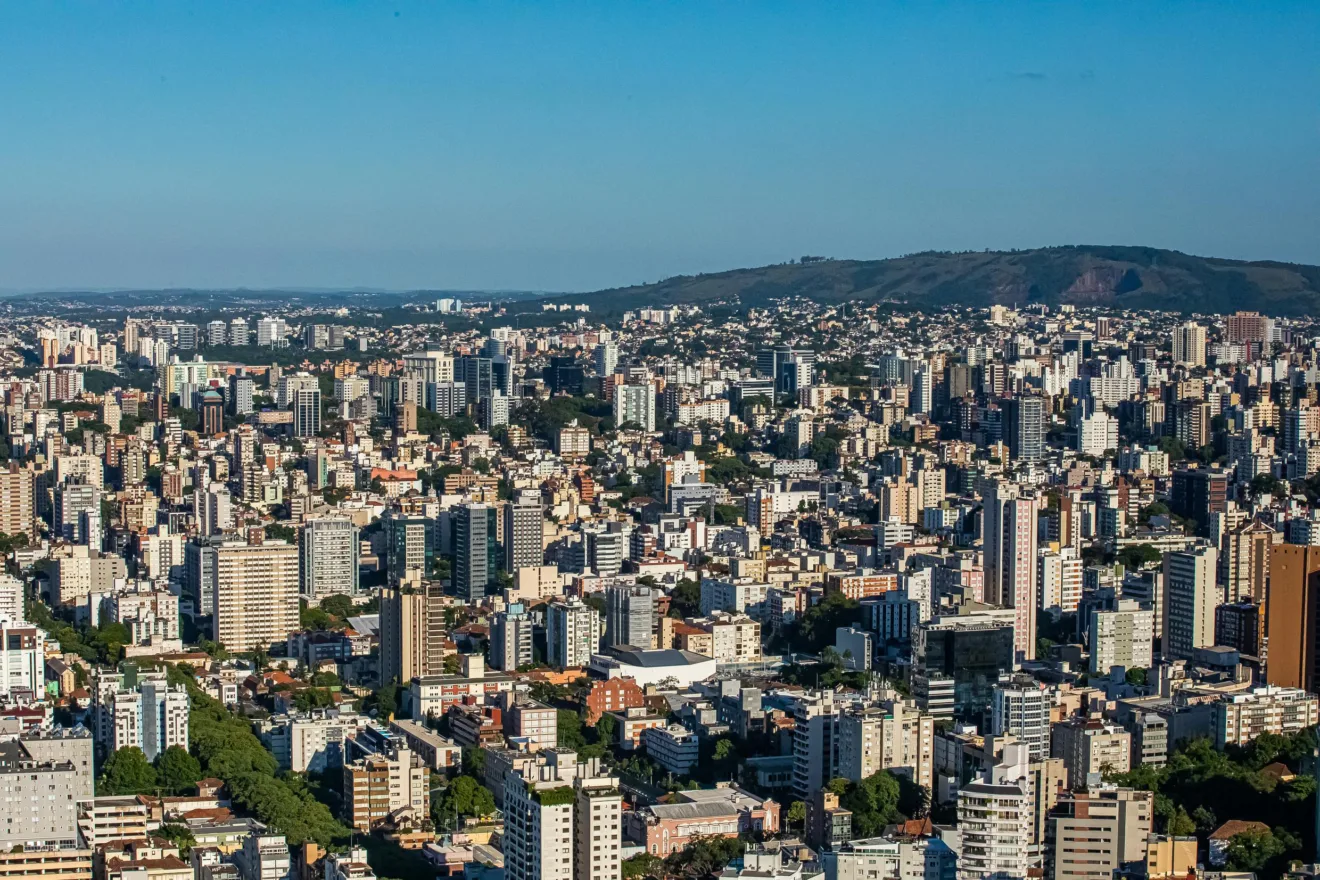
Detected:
[{"left": 1, "top": 2, "right": 1316, "bottom": 292}]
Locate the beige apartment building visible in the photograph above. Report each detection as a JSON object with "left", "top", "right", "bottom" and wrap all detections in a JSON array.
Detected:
[
  {"left": 836, "top": 698, "right": 935, "bottom": 790},
  {"left": 379, "top": 583, "right": 446, "bottom": 685},
  {"left": 342, "top": 743, "right": 429, "bottom": 832},
  {"left": 1049, "top": 787, "right": 1153, "bottom": 880},
  {"left": 1051, "top": 717, "right": 1131, "bottom": 787},
  {"left": 212, "top": 539, "right": 300, "bottom": 653}
]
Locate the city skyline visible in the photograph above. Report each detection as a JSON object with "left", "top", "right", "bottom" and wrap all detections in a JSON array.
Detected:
[{"left": 2, "top": 2, "right": 1317, "bottom": 291}]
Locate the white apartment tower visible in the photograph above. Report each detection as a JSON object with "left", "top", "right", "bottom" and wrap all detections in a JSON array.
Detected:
[
  {"left": 594, "top": 342, "right": 618, "bottom": 377},
  {"left": 0, "top": 619, "right": 44, "bottom": 700},
  {"left": 575, "top": 773, "right": 622, "bottom": 880},
  {"left": 546, "top": 598, "right": 602, "bottom": 669},
  {"left": 92, "top": 669, "right": 190, "bottom": 761},
  {"left": 1077, "top": 410, "right": 1119, "bottom": 456},
  {"left": 957, "top": 742, "right": 1033, "bottom": 880},
  {"left": 503, "top": 751, "right": 620, "bottom": 880},
  {"left": 792, "top": 690, "right": 839, "bottom": 800},
  {"left": 613, "top": 384, "right": 656, "bottom": 432},
  {"left": 300, "top": 518, "right": 360, "bottom": 599},
  {"left": 1038, "top": 548, "right": 1082, "bottom": 614},
  {"left": 490, "top": 607, "right": 535, "bottom": 672},
  {"left": 991, "top": 677, "right": 1054, "bottom": 761}
]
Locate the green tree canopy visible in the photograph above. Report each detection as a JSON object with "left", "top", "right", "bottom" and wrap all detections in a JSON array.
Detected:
[
  {"left": 156, "top": 823, "right": 197, "bottom": 856},
  {"left": 664, "top": 835, "right": 746, "bottom": 879},
  {"left": 432, "top": 775, "right": 497, "bottom": 829},
  {"left": 621, "top": 853, "right": 663, "bottom": 880},
  {"left": 155, "top": 745, "right": 203, "bottom": 795},
  {"left": 668, "top": 579, "right": 701, "bottom": 619},
  {"left": 794, "top": 592, "right": 862, "bottom": 654},
  {"left": 595, "top": 712, "right": 618, "bottom": 743},
  {"left": 835, "top": 770, "right": 904, "bottom": 838},
  {"left": 319, "top": 594, "right": 357, "bottom": 620},
  {"left": 99, "top": 747, "right": 158, "bottom": 795},
  {"left": 1226, "top": 828, "right": 1300, "bottom": 878}
]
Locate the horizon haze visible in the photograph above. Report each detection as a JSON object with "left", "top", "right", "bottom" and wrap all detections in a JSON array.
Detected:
[{"left": 2, "top": 2, "right": 1317, "bottom": 291}]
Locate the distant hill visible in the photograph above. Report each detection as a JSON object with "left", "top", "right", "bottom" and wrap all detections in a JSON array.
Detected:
[{"left": 544, "top": 246, "right": 1320, "bottom": 316}]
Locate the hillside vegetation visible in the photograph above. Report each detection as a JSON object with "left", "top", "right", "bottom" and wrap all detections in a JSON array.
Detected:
[{"left": 544, "top": 246, "right": 1320, "bottom": 316}]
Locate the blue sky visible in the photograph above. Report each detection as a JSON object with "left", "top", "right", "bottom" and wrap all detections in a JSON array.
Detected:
[{"left": 0, "top": 2, "right": 1316, "bottom": 291}]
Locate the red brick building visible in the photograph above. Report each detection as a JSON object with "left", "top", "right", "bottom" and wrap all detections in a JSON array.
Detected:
[{"left": 584, "top": 676, "right": 644, "bottom": 725}]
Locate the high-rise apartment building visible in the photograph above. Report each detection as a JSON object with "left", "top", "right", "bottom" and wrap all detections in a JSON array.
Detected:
[
  {"left": 1038, "top": 547, "right": 1083, "bottom": 614},
  {"left": 613, "top": 384, "right": 656, "bottom": 432},
  {"left": 1213, "top": 685, "right": 1320, "bottom": 748},
  {"left": 293, "top": 388, "right": 321, "bottom": 437},
  {"left": 237, "top": 833, "right": 290, "bottom": 880},
  {"left": 1089, "top": 600, "right": 1155, "bottom": 674},
  {"left": 1172, "top": 322, "right": 1206, "bottom": 367},
  {"left": 547, "top": 598, "right": 602, "bottom": 669},
  {"left": 605, "top": 584, "right": 654, "bottom": 649},
  {"left": 585, "top": 529, "right": 626, "bottom": 577},
  {"left": 379, "top": 584, "right": 445, "bottom": 685},
  {"left": 229, "top": 374, "right": 254, "bottom": 415},
  {"left": 385, "top": 511, "right": 435, "bottom": 587},
  {"left": 503, "top": 751, "right": 621, "bottom": 880},
  {"left": 0, "top": 575, "right": 22, "bottom": 623},
  {"left": 0, "top": 729, "right": 94, "bottom": 851},
  {"left": 1051, "top": 717, "right": 1131, "bottom": 787},
  {"left": 1162, "top": 545, "right": 1219, "bottom": 660},
  {"left": 92, "top": 668, "right": 190, "bottom": 761},
  {"left": 300, "top": 518, "right": 360, "bottom": 599},
  {"left": 402, "top": 348, "right": 454, "bottom": 384},
  {"left": 574, "top": 770, "right": 623, "bottom": 880},
  {"left": 957, "top": 742, "right": 1032, "bottom": 880},
  {"left": 195, "top": 483, "right": 234, "bottom": 537},
  {"left": 1226, "top": 311, "right": 1270, "bottom": 345},
  {"left": 490, "top": 604, "right": 535, "bottom": 671},
  {"left": 454, "top": 503, "right": 500, "bottom": 602},
  {"left": 1077, "top": 410, "right": 1119, "bottom": 456},
  {"left": 1003, "top": 394, "right": 1046, "bottom": 461},
  {"left": 1267, "top": 544, "right": 1320, "bottom": 691},
  {"left": 991, "top": 676, "right": 1054, "bottom": 761},
  {"left": 54, "top": 480, "right": 99, "bottom": 544},
  {"left": 792, "top": 690, "right": 840, "bottom": 800},
  {"left": 1221, "top": 519, "right": 1275, "bottom": 607},
  {"left": 256, "top": 316, "right": 286, "bottom": 346},
  {"left": 504, "top": 493, "right": 544, "bottom": 574},
  {"left": 556, "top": 423, "right": 592, "bottom": 457},
  {"left": 836, "top": 697, "right": 934, "bottom": 790},
  {"left": 0, "top": 618, "right": 45, "bottom": 700},
  {"left": 0, "top": 464, "right": 35, "bottom": 539},
  {"left": 593, "top": 342, "right": 618, "bottom": 376},
  {"left": 983, "top": 482, "right": 1038, "bottom": 664},
  {"left": 211, "top": 540, "right": 300, "bottom": 653}
]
